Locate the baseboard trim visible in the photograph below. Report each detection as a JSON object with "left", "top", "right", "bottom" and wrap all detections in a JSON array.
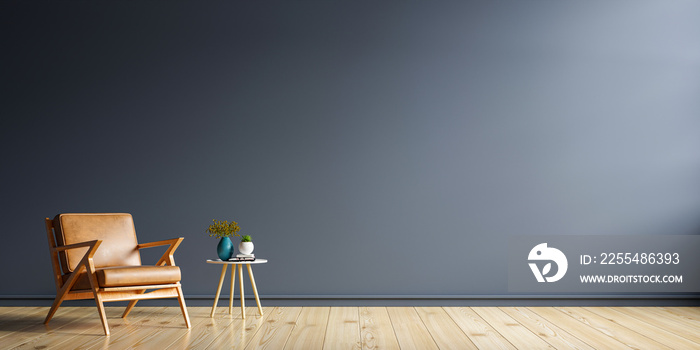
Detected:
[
  {"left": 2, "top": 294, "right": 698, "bottom": 300},
  {"left": 3, "top": 294, "right": 698, "bottom": 306}
]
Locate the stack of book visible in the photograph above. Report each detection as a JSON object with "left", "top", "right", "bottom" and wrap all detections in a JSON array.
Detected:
[{"left": 229, "top": 253, "right": 255, "bottom": 261}]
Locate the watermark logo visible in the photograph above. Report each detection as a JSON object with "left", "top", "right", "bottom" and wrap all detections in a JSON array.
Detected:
[{"left": 528, "top": 243, "right": 568, "bottom": 282}]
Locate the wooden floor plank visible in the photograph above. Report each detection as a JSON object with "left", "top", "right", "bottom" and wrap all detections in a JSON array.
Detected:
[
  {"left": 53, "top": 307, "right": 168, "bottom": 350},
  {"left": 657, "top": 307, "right": 700, "bottom": 323},
  {"left": 244, "top": 306, "right": 302, "bottom": 350},
  {"left": 0, "top": 307, "right": 21, "bottom": 316},
  {"left": 528, "top": 307, "right": 632, "bottom": 350},
  {"left": 323, "top": 307, "right": 361, "bottom": 350},
  {"left": 163, "top": 307, "right": 240, "bottom": 350},
  {"left": 147, "top": 307, "right": 217, "bottom": 350},
  {"left": 611, "top": 307, "right": 700, "bottom": 344},
  {"left": 386, "top": 307, "right": 439, "bottom": 350},
  {"left": 359, "top": 307, "right": 400, "bottom": 350},
  {"left": 0, "top": 307, "right": 39, "bottom": 318},
  {"left": 472, "top": 307, "right": 555, "bottom": 349},
  {"left": 14, "top": 307, "right": 155, "bottom": 350},
  {"left": 663, "top": 306, "right": 700, "bottom": 317},
  {"left": 555, "top": 307, "right": 672, "bottom": 350},
  {"left": 1, "top": 305, "right": 697, "bottom": 349},
  {"left": 74, "top": 306, "right": 176, "bottom": 350},
  {"left": 204, "top": 307, "right": 270, "bottom": 350},
  {"left": 123, "top": 309, "right": 192, "bottom": 349},
  {"left": 0, "top": 307, "right": 50, "bottom": 339},
  {"left": 501, "top": 307, "right": 594, "bottom": 350},
  {"left": 443, "top": 307, "right": 516, "bottom": 350},
  {"left": 89, "top": 306, "right": 189, "bottom": 350},
  {"left": 585, "top": 307, "right": 700, "bottom": 349},
  {"left": 415, "top": 307, "right": 476, "bottom": 350},
  {"left": 1, "top": 306, "right": 96, "bottom": 349},
  {"left": 284, "top": 307, "right": 330, "bottom": 350}
]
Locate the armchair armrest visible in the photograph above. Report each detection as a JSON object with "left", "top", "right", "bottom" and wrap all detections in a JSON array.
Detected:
[
  {"left": 136, "top": 237, "right": 184, "bottom": 266},
  {"left": 54, "top": 239, "right": 102, "bottom": 292},
  {"left": 52, "top": 240, "right": 102, "bottom": 252},
  {"left": 136, "top": 238, "right": 183, "bottom": 249}
]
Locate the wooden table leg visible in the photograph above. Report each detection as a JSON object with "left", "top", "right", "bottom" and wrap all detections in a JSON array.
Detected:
[
  {"left": 238, "top": 264, "right": 245, "bottom": 319},
  {"left": 247, "top": 264, "right": 263, "bottom": 316},
  {"left": 210, "top": 265, "right": 228, "bottom": 317},
  {"left": 229, "top": 264, "right": 237, "bottom": 314}
]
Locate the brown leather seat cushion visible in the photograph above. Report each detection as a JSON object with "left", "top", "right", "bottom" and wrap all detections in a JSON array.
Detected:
[{"left": 62, "top": 265, "right": 181, "bottom": 289}]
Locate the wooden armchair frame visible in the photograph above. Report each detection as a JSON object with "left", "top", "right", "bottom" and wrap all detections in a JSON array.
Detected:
[{"left": 44, "top": 218, "right": 191, "bottom": 336}]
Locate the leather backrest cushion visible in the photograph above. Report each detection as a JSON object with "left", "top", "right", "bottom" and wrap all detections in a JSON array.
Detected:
[{"left": 54, "top": 213, "right": 141, "bottom": 272}]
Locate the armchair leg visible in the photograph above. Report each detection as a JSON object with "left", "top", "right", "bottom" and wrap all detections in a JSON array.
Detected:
[
  {"left": 93, "top": 293, "right": 110, "bottom": 336},
  {"left": 122, "top": 300, "right": 138, "bottom": 318},
  {"left": 45, "top": 264, "right": 83, "bottom": 325},
  {"left": 44, "top": 294, "right": 65, "bottom": 324},
  {"left": 122, "top": 290, "right": 146, "bottom": 318},
  {"left": 176, "top": 285, "right": 191, "bottom": 328}
]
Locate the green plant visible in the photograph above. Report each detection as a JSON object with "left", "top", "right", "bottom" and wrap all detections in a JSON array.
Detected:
[
  {"left": 241, "top": 235, "right": 252, "bottom": 242},
  {"left": 206, "top": 219, "right": 241, "bottom": 238}
]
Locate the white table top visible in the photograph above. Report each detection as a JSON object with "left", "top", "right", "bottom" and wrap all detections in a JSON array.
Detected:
[{"left": 206, "top": 259, "right": 268, "bottom": 265}]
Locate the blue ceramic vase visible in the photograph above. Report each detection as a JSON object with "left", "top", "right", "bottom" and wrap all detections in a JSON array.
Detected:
[{"left": 217, "top": 237, "right": 233, "bottom": 260}]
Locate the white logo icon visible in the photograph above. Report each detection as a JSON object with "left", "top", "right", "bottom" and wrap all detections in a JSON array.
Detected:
[{"left": 528, "top": 243, "right": 568, "bottom": 282}]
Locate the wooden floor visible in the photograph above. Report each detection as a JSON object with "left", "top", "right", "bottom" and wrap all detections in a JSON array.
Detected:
[{"left": 0, "top": 306, "right": 698, "bottom": 349}]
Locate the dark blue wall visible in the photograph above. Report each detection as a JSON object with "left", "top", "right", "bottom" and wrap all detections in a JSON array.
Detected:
[{"left": 2, "top": 1, "right": 699, "bottom": 301}]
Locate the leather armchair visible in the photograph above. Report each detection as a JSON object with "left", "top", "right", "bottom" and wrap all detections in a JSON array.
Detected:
[{"left": 44, "top": 213, "right": 190, "bottom": 335}]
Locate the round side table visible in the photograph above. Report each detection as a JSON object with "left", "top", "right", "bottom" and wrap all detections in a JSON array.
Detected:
[{"left": 206, "top": 259, "right": 268, "bottom": 318}]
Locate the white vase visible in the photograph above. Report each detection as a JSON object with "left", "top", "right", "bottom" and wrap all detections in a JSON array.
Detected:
[{"left": 238, "top": 241, "right": 254, "bottom": 255}]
